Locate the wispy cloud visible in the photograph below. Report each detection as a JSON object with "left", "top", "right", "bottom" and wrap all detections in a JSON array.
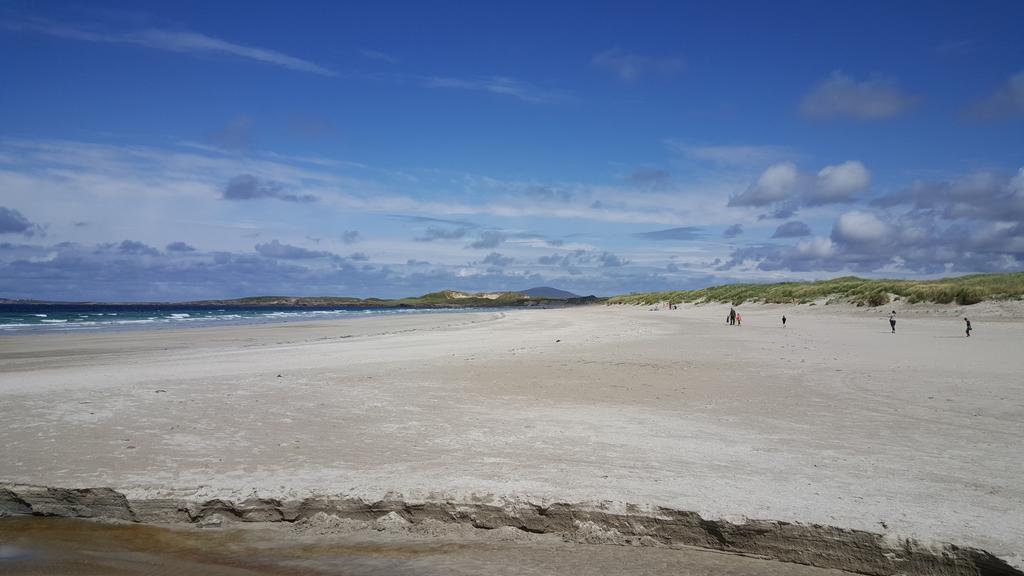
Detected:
[
  {"left": 634, "top": 227, "right": 705, "bottom": 241},
  {"left": 7, "top": 19, "right": 335, "bottom": 76},
  {"left": 422, "top": 76, "right": 568, "bottom": 103},
  {"left": 591, "top": 47, "right": 684, "bottom": 82},
  {"left": 967, "top": 70, "right": 1024, "bottom": 120},
  {"left": 667, "top": 141, "right": 799, "bottom": 167},
  {"left": 359, "top": 48, "right": 399, "bottom": 64},
  {"left": 800, "top": 71, "right": 916, "bottom": 120},
  {"left": 934, "top": 38, "right": 979, "bottom": 56}
]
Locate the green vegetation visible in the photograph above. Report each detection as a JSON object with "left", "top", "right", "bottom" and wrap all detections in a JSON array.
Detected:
[{"left": 607, "top": 272, "right": 1024, "bottom": 307}]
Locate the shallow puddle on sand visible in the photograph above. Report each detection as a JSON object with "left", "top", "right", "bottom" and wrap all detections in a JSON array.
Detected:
[{"left": 0, "top": 516, "right": 853, "bottom": 575}]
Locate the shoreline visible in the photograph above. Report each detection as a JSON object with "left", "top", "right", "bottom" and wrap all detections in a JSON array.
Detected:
[{"left": 2, "top": 304, "right": 1022, "bottom": 571}]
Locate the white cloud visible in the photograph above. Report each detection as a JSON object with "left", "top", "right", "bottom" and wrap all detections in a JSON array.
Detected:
[
  {"left": 801, "top": 71, "right": 915, "bottom": 119},
  {"left": 832, "top": 211, "right": 890, "bottom": 244},
  {"left": 728, "top": 163, "right": 798, "bottom": 206},
  {"left": 796, "top": 236, "right": 834, "bottom": 258},
  {"left": 813, "top": 161, "right": 871, "bottom": 203}
]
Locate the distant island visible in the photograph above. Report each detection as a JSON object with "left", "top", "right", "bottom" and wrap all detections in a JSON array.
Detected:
[{"left": 608, "top": 272, "right": 1024, "bottom": 307}]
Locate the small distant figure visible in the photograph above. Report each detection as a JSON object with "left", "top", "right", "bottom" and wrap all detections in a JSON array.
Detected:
[
  {"left": 729, "top": 307, "right": 736, "bottom": 326},
  {"left": 964, "top": 317, "right": 972, "bottom": 337},
  {"left": 782, "top": 315, "right": 787, "bottom": 328},
  {"left": 736, "top": 312, "right": 743, "bottom": 326},
  {"left": 889, "top": 311, "right": 896, "bottom": 334}
]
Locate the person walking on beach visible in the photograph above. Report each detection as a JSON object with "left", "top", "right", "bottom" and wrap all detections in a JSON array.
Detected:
[
  {"left": 889, "top": 311, "right": 896, "bottom": 334},
  {"left": 782, "top": 314, "right": 787, "bottom": 328},
  {"left": 729, "top": 307, "right": 736, "bottom": 326},
  {"left": 736, "top": 312, "right": 742, "bottom": 326},
  {"left": 964, "top": 317, "right": 972, "bottom": 337}
]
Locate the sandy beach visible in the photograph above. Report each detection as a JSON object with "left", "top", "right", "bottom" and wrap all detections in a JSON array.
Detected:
[{"left": 2, "top": 303, "right": 1022, "bottom": 572}]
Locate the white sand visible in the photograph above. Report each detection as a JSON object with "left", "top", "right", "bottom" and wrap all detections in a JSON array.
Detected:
[{"left": 1, "top": 304, "right": 1021, "bottom": 566}]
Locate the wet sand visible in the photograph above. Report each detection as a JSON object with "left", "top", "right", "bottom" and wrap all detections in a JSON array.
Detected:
[
  {"left": 1, "top": 303, "right": 1022, "bottom": 570},
  {"left": 0, "top": 516, "right": 856, "bottom": 576}
]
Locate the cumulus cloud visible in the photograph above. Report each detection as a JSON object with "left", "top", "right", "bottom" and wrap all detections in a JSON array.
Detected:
[
  {"left": 757, "top": 203, "right": 799, "bottom": 221},
  {"left": 729, "top": 163, "right": 799, "bottom": 207},
  {"left": 721, "top": 193, "right": 1024, "bottom": 275},
  {"left": 222, "top": 174, "right": 316, "bottom": 203},
  {"left": 796, "top": 236, "right": 836, "bottom": 259},
  {"left": 112, "top": 240, "right": 160, "bottom": 256},
  {"left": 723, "top": 224, "right": 744, "bottom": 238},
  {"left": 968, "top": 70, "right": 1024, "bottom": 119},
  {"left": 591, "top": 47, "right": 684, "bottom": 81},
  {"left": 811, "top": 161, "right": 871, "bottom": 204},
  {"left": 872, "top": 168, "right": 1024, "bottom": 221},
  {"left": 255, "top": 240, "right": 335, "bottom": 260},
  {"left": 468, "top": 230, "right": 507, "bottom": 249},
  {"left": 831, "top": 211, "right": 892, "bottom": 245},
  {"left": 0, "top": 207, "right": 42, "bottom": 237},
  {"left": 348, "top": 252, "right": 369, "bottom": 261},
  {"left": 598, "top": 251, "right": 625, "bottom": 267},
  {"left": 800, "top": 71, "right": 916, "bottom": 119},
  {"left": 414, "top": 227, "right": 469, "bottom": 242},
  {"left": 536, "top": 249, "right": 628, "bottom": 270},
  {"left": 772, "top": 221, "right": 812, "bottom": 238},
  {"left": 634, "top": 226, "right": 704, "bottom": 241},
  {"left": 480, "top": 252, "right": 514, "bottom": 267},
  {"left": 166, "top": 241, "right": 196, "bottom": 252},
  {"left": 731, "top": 161, "right": 869, "bottom": 210},
  {"left": 341, "top": 230, "right": 361, "bottom": 244}
]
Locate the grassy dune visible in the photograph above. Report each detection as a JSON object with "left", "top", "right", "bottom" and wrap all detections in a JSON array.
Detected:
[{"left": 607, "top": 273, "right": 1024, "bottom": 307}]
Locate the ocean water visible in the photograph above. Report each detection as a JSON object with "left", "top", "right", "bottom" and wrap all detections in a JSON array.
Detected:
[{"left": 0, "top": 303, "right": 474, "bottom": 334}]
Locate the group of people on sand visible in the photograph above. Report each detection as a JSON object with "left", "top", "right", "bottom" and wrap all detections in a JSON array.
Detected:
[
  {"left": 888, "top": 310, "right": 973, "bottom": 337},
  {"left": 727, "top": 307, "right": 742, "bottom": 326},
  {"left": 723, "top": 307, "right": 972, "bottom": 337}
]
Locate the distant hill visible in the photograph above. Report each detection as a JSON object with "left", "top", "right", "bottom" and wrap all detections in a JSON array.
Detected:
[
  {"left": 182, "top": 289, "right": 601, "bottom": 308},
  {"left": 607, "top": 273, "right": 1024, "bottom": 307},
  {"left": 518, "top": 286, "right": 578, "bottom": 299}
]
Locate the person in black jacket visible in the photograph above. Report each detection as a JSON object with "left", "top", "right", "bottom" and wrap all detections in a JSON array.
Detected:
[{"left": 964, "top": 317, "right": 972, "bottom": 337}]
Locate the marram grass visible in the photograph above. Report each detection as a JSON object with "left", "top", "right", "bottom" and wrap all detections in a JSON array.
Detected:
[{"left": 606, "top": 272, "right": 1024, "bottom": 307}]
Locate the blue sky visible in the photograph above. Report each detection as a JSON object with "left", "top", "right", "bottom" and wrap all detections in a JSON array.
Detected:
[{"left": 1, "top": 1, "right": 1023, "bottom": 300}]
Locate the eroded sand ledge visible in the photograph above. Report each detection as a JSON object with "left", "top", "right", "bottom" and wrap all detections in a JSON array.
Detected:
[
  {"left": 2, "top": 304, "right": 1022, "bottom": 573},
  {"left": 2, "top": 484, "right": 1019, "bottom": 576}
]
